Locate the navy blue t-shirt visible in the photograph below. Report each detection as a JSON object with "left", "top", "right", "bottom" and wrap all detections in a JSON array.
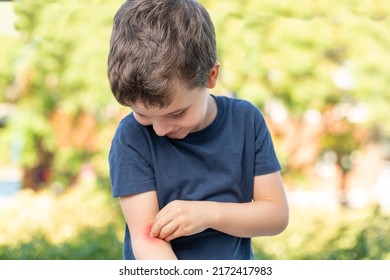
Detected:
[{"left": 109, "top": 95, "right": 281, "bottom": 260}]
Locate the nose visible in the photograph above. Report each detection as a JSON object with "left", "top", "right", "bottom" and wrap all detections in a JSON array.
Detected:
[{"left": 152, "top": 120, "right": 171, "bottom": 137}]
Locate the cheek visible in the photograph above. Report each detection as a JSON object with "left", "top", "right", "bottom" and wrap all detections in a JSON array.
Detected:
[
  {"left": 178, "top": 114, "right": 202, "bottom": 128},
  {"left": 179, "top": 106, "right": 207, "bottom": 127},
  {"left": 134, "top": 115, "right": 151, "bottom": 126}
]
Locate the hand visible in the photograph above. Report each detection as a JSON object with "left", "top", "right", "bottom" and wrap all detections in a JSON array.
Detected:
[{"left": 150, "top": 200, "right": 213, "bottom": 242}]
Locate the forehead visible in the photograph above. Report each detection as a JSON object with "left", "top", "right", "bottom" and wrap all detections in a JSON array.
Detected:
[{"left": 131, "top": 81, "right": 201, "bottom": 118}]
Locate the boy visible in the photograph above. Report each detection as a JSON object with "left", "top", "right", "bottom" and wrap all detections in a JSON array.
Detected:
[{"left": 108, "top": 0, "right": 288, "bottom": 260}]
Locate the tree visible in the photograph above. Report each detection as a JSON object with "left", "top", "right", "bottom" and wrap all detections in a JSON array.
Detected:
[
  {"left": 3, "top": 0, "right": 124, "bottom": 189},
  {"left": 3, "top": 0, "right": 390, "bottom": 197},
  {"left": 202, "top": 0, "right": 390, "bottom": 204}
]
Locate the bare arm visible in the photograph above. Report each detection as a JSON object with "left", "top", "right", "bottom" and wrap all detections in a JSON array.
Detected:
[
  {"left": 151, "top": 172, "right": 289, "bottom": 241},
  {"left": 207, "top": 172, "right": 289, "bottom": 237},
  {"left": 120, "top": 190, "right": 177, "bottom": 259}
]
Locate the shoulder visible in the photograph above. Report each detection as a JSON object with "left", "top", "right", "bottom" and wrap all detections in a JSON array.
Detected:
[
  {"left": 217, "top": 94, "right": 262, "bottom": 113},
  {"left": 111, "top": 113, "right": 150, "bottom": 149},
  {"left": 215, "top": 95, "right": 265, "bottom": 124}
]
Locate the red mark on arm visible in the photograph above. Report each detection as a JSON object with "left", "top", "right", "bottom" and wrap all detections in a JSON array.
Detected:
[{"left": 144, "top": 224, "right": 160, "bottom": 243}]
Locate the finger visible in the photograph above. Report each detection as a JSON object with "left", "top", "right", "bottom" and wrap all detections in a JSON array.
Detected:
[
  {"left": 163, "top": 225, "right": 184, "bottom": 242},
  {"left": 151, "top": 205, "right": 175, "bottom": 236},
  {"left": 164, "top": 224, "right": 192, "bottom": 241},
  {"left": 150, "top": 214, "right": 173, "bottom": 237},
  {"left": 164, "top": 232, "right": 179, "bottom": 242},
  {"left": 158, "top": 222, "right": 179, "bottom": 240},
  {"left": 150, "top": 222, "right": 162, "bottom": 238},
  {"left": 154, "top": 206, "right": 169, "bottom": 221},
  {"left": 155, "top": 200, "right": 176, "bottom": 220}
]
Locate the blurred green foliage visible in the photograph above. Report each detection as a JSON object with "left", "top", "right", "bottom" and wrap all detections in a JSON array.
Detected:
[
  {"left": 1, "top": 0, "right": 389, "bottom": 191},
  {"left": 1, "top": 0, "right": 124, "bottom": 188},
  {"left": 202, "top": 0, "right": 390, "bottom": 187},
  {"left": 1, "top": 0, "right": 389, "bottom": 189},
  {"left": 206, "top": 0, "right": 390, "bottom": 117},
  {"left": 0, "top": 184, "right": 124, "bottom": 259},
  {"left": 0, "top": 227, "right": 122, "bottom": 260},
  {"left": 1, "top": 186, "right": 389, "bottom": 259},
  {"left": 1, "top": 0, "right": 390, "bottom": 260},
  {"left": 253, "top": 205, "right": 390, "bottom": 260}
]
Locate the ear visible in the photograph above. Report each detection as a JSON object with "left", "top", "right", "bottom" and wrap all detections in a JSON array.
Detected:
[{"left": 207, "top": 63, "right": 220, "bottom": 89}]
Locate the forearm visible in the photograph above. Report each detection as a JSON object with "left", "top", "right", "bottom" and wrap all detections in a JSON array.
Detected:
[
  {"left": 150, "top": 173, "right": 289, "bottom": 241},
  {"left": 132, "top": 225, "right": 178, "bottom": 260},
  {"left": 132, "top": 238, "right": 177, "bottom": 259},
  {"left": 207, "top": 200, "right": 289, "bottom": 238},
  {"left": 119, "top": 192, "right": 178, "bottom": 260}
]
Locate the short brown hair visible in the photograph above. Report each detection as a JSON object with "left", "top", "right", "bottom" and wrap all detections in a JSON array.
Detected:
[{"left": 107, "top": 0, "right": 217, "bottom": 108}]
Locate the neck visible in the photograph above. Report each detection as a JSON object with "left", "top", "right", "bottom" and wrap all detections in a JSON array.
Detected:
[{"left": 205, "top": 93, "right": 217, "bottom": 125}]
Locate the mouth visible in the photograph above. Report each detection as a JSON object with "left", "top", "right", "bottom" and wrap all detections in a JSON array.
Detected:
[
  {"left": 167, "top": 128, "right": 186, "bottom": 139},
  {"left": 167, "top": 129, "right": 181, "bottom": 136}
]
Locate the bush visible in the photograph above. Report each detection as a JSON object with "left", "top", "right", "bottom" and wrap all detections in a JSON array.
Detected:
[
  {"left": 0, "top": 226, "right": 122, "bottom": 260},
  {"left": 252, "top": 205, "right": 390, "bottom": 260},
  {"left": 2, "top": 185, "right": 389, "bottom": 259},
  {"left": 0, "top": 183, "right": 124, "bottom": 260},
  {"left": 318, "top": 206, "right": 390, "bottom": 260}
]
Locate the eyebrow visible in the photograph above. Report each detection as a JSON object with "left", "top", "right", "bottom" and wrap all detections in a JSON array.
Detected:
[
  {"left": 166, "top": 108, "right": 188, "bottom": 115},
  {"left": 133, "top": 107, "right": 189, "bottom": 118}
]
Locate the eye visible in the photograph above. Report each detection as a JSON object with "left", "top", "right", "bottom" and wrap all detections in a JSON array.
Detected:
[
  {"left": 169, "top": 110, "right": 186, "bottom": 119},
  {"left": 135, "top": 112, "right": 145, "bottom": 119},
  {"left": 133, "top": 112, "right": 151, "bottom": 125}
]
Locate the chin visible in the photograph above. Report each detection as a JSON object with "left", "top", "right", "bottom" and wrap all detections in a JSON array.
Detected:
[
  {"left": 167, "top": 129, "right": 190, "bottom": 139},
  {"left": 167, "top": 133, "right": 187, "bottom": 140}
]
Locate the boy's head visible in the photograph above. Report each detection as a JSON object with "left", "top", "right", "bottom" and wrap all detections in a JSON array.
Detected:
[{"left": 107, "top": 0, "right": 217, "bottom": 108}]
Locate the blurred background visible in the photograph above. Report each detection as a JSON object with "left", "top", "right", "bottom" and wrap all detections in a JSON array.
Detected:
[{"left": 0, "top": 0, "right": 389, "bottom": 259}]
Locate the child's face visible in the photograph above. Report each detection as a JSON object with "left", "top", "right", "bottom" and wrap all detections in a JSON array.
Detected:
[{"left": 130, "top": 81, "right": 213, "bottom": 139}]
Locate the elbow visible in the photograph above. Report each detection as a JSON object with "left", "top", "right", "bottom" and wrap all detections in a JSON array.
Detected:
[
  {"left": 254, "top": 203, "right": 289, "bottom": 237},
  {"left": 274, "top": 205, "right": 289, "bottom": 235},
  {"left": 266, "top": 204, "right": 289, "bottom": 236},
  {"left": 277, "top": 209, "right": 289, "bottom": 234},
  {"left": 131, "top": 235, "right": 177, "bottom": 260}
]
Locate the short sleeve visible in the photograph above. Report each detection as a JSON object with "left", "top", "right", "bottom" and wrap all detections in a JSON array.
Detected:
[
  {"left": 109, "top": 118, "right": 156, "bottom": 197},
  {"left": 253, "top": 108, "right": 281, "bottom": 176}
]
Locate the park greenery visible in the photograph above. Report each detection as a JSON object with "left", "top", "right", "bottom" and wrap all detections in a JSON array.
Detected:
[
  {"left": 0, "top": 184, "right": 389, "bottom": 259},
  {"left": 1, "top": 0, "right": 389, "bottom": 259}
]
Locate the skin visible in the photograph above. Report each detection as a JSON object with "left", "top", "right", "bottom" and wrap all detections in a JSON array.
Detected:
[
  {"left": 119, "top": 63, "right": 289, "bottom": 259},
  {"left": 150, "top": 172, "right": 289, "bottom": 242},
  {"left": 120, "top": 191, "right": 177, "bottom": 259},
  {"left": 119, "top": 64, "right": 219, "bottom": 259},
  {"left": 131, "top": 64, "right": 220, "bottom": 139}
]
